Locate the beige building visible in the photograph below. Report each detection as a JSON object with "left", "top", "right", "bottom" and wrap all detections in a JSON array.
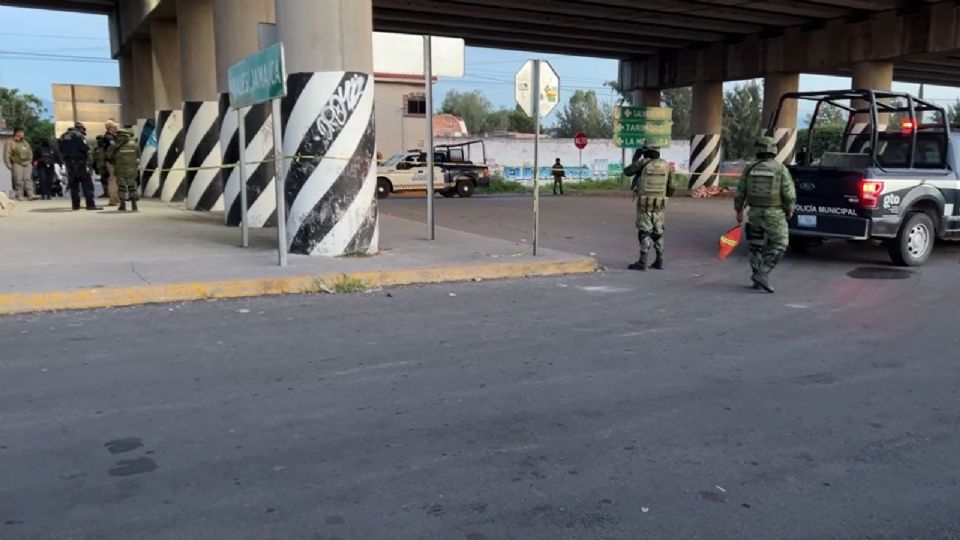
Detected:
[
  {"left": 51, "top": 84, "right": 123, "bottom": 138},
  {"left": 374, "top": 73, "right": 430, "bottom": 159}
]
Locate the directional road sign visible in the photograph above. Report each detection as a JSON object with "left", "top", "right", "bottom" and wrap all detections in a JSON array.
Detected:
[
  {"left": 228, "top": 42, "right": 287, "bottom": 110},
  {"left": 613, "top": 105, "right": 673, "bottom": 148}
]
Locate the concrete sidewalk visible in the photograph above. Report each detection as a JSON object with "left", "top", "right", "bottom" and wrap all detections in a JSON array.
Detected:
[{"left": 0, "top": 200, "right": 596, "bottom": 314}]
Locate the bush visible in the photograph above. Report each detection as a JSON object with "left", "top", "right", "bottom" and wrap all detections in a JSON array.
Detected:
[
  {"left": 797, "top": 124, "right": 845, "bottom": 162},
  {"left": 477, "top": 174, "right": 528, "bottom": 194}
]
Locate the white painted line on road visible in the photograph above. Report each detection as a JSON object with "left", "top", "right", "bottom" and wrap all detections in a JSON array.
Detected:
[{"left": 785, "top": 303, "right": 810, "bottom": 309}]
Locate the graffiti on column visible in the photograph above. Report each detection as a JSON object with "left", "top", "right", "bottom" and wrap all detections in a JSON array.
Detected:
[
  {"left": 280, "top": 71, "right": 377, "bottom": 257},
  {"left": 137, "top": 118, "right": 157, "bottom": 197},
  {"left": 219, "top": 94, "right": 277, "bottom": 228},
  {"left": 183, "top": 101, "right": 224, "bottom": 211},
  {"left": 688, "top": 133, "right": 721, "bottom": 189},
  {"left": 149, "top": 109, "right": 186, "bottom": 202}
]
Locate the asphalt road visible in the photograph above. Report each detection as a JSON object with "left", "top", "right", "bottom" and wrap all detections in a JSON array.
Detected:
[{"left": 3, "top": 196, "right": 960, "bottom": 539}]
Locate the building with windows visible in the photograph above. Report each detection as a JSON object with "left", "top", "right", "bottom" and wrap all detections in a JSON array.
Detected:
[{"left": 373, "top": 73, "right": 432, "bottom": 158}]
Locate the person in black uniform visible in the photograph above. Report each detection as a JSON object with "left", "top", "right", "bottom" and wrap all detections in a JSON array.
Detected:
[
  {"left": 58, "top": 122, "right": 99, "bottom": 211},
  {"left": 33, "top": 138, "right": 62, "bottom": 200}
]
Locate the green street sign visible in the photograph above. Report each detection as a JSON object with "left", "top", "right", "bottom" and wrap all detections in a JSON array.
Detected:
[
  {"left": 614, "top": 134, "right": 672, "bottom": 149},
  {"left": 614, "top": 121, "right": 673, "bottom": 137},
  {"left": 614, "top": 106, "right": 672, "bottom": 122},
  {"left": 228, "top": 42, "right": 287, "bottom": 110}
]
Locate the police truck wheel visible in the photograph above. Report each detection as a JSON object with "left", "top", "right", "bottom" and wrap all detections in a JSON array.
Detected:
[
  {"left": 888, "top": 212, "right": 935, "bottom": 267},
  {"left": 456, "top": 179, "right": 474, "bottom": 198},
  {"left": 376, "top": 178, "right": 392, "bottom": 199}
]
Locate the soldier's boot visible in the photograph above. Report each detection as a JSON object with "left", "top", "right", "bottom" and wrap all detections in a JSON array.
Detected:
[
  {"left": 651, "top": 253, "right": 664, "bottom": 270},
  {"left": 119, "top": 200, "right": 127, "bottom": 212},
  {"left": 131, "top": 199, "right": 139, "bottom": 212},
  {"left": 755, "top": 273, "right": 774, "bottom": 293},
  {"left": 628, "top": 251, "right": 648, "bottom": 271},
  {"left": 757, "top": 251, "right": 782, "bottom": 294}
]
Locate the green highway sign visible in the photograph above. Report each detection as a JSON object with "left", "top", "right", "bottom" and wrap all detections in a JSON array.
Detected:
[
  {"left": 228, "top": 42, "right": 287, "bottom": 110},
  {"left": 614, "top": 134, "right": 673, "bottom": 148},
  {"left": 613, "top": 121, "right": 673, "bottom": 137},
  {"left": 614, "top": 106, "right": 672, "bottom": 122}
]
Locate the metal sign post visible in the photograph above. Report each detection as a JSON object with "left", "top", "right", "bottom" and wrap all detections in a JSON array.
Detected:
[
  {"left": 515, "top": 59, "right": 559, "bottom": 256},
  {"left": 237, "top": 107, "right": 249, "bottom": 248},
  {"left": 228, "top": 41, "right": 288, "bottom": 266},
  {"left": 423, "top": 35, "right": 435, "bottom": 241}
]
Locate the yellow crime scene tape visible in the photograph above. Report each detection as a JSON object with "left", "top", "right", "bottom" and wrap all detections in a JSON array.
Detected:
[{"left": 140, "top": 153, "right": 357, "bottom": 175}]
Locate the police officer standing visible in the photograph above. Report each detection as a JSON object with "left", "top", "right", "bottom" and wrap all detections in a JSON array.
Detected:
[
  {"left": 625, "top": 146, "right": 672, "bottom": 271},
  {"left": 34, "top": 138, "right": 62, "bottom": 200},
  {"left": 105, "top": 127, "right": 140, "bottom": 212},
  {"left": 58, "top": 122, "right": 99, "bottom": 211},
  {"left": 734, "top": 136, "right": 797, "bottom": 293}
]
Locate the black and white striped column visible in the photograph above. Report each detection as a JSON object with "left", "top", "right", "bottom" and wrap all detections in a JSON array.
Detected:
[
  {"left": 688, "top": 133, "right": 721, "bottom": 189},
  {"left": 769, "top": 127, "right": 797, "bottom": 165},
  {"left": 280, "top": 71, "right": 378, "bottom": 256},
  {"left": 183, "top": 101, "right": 224, "bottom": 211},
  {"left": 151, "top": 109, "right": 187, "bottom": 202},
  {"left": 220, "top": 94, "right": 277, "bottom": 227},
  {"left": 137, "top": 118, "right": 158, "bottom": 197}
]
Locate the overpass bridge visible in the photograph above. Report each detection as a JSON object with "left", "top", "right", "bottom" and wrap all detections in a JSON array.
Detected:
[{"left": 3, "top": 0, "right": 960, "bottom": 253}]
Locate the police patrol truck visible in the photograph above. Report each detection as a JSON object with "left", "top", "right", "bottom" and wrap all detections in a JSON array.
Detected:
[
  {"left": 770, "top": 90, "right": 960, "bottom": 266},
  {"left": 376, "top": 141, "right": 491, "bottom": 199}
]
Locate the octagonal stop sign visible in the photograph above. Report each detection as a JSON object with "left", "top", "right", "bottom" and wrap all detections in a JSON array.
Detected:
[{"left": 574, "top": 132, "right": 588, "bottom": 150}]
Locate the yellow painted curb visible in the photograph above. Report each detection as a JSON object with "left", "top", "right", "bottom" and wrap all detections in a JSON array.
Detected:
[{"left": 0, "top": 257, "right": 598, "bottom": 315}]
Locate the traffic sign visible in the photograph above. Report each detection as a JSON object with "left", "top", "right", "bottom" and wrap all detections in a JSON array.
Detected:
[
  {"left": 613, "top": 105, "right": 673, "bottom": 148},
  {"left": 574, "top": 132, "right": 588, "bottom": 149},
  {"left": 515, "top": 60, "right": 560, "bottom": 118},
  {"left": 228, "top": 42, "right": 287, "bottom": 110}
]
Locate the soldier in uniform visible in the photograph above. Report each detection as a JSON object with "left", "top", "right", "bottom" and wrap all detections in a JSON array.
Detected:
[
  {"left": 58, "top": 122, "right": 99, "bottom": 211},
  {"left": 92, "top": 135, "right": 107, "bottom": 196},
  {"left": 105, "top": 128, "right": 140, "bottom": 212},
  {"left": 551, "top": 158, "right": 565, "bottom": 195},
  {"left": 102, "top": 120, "right": 119, "bottom": 206},
  {"left": 4, "top": 128, "right": 37, "bottom": 200},
  {"left": 625, "top": 147, "right": 673, "bottom": 271},
  {"left": 734, "top": 136, "right": 797, "bottom": 293}
]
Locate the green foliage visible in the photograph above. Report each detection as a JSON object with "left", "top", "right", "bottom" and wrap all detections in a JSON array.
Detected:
[
  {"left": 797, "top": 124, "right": 845, "bottom": 161},
  {"left": 555, "top": 90, "right": 613, "bottom": 138},
  {"left": 441, "top": 90, "right": 497, "bottom": 135},
  {"left": 477, "top": 174, "right": 528, "bottom": 194},
  {"left": 663, "top": 87, "right": 692, "bottom": 140},
  {"left": 721, "top": 81, "right": 763, "bottom": 160},
  {"left": 314, "top": 274, "right": 370, "bottom": 294},
  {"left": 507, "top": 105, "right": 535, "bottom": 133},
  {"left": 0, "top": 87, "right": 54, "bottom": 147},
  {"left": 948, "top": 100, "right": 960, "bottom": 125}
]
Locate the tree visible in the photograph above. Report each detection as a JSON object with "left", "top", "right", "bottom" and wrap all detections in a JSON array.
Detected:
[
  {"left": 0, "top": 87, "right": 54, "bottom": 147},
  {"left": 948, "top": 100, "right": 960, "bottom": 125},
  {"left": 721, "top": 81, "right": 763, "bottom": 160},
  {"left": 663, "top": 87, "right": 692, "bottom": 140},
  {"left": 555, "top": 90, "right": 612, "bottom": 138},
  {"left": 440, "top": 90, "right": 496, "bottom": 135},
  {"left": 507, "top": 105, "right": 535, "bottom": 133}
]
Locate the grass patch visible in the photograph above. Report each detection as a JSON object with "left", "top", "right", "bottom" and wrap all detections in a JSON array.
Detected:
[
  {"left": 477, "top": 175, "right": 528, "bottom": 194},
  {"left": 312, "top": 274, "right": 370, "bottom": 294}
]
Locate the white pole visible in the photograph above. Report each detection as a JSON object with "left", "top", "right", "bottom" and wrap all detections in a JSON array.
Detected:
[
  {"left": 237, "top": 107, "right": 249, "bottom": 248},
  {"left": 424, "top": 35, "right": 435, "bottom": 241},
  {"left": 271, "top": 98, "right": 287, "bottom": 267},
  {"left": 532, "top": 59, "right": 541, "bottom": 256},
  {"left": 578, "top": 148, "right": 582, "bottom": 181}
]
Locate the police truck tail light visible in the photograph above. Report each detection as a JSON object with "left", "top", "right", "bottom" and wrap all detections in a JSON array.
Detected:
[
  {"left": 901, "top": 119, "right": 915, "bottom": 134},
  {"left": 859, "top": 180, "right": 884, "bottom": 209}
]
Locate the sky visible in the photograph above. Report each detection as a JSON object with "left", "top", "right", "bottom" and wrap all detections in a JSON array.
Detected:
[{"left": 2, "top": 5, "right": 960, "bottom": 124}]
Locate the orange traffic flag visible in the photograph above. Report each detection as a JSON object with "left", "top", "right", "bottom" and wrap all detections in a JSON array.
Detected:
[{"left": 717, "top": 224, "right": 742, "bottom": 260}]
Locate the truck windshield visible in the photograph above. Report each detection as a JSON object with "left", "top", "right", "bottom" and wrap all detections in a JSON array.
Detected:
[{"left": 382, "top": 154, "right": 406, "bottom": 168}]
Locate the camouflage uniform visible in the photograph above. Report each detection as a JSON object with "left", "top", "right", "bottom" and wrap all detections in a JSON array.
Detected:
[
  {"left": 625, "top": 150, "right": 672, "bottom": 271},
  {"left": 734, "top": 137, "right": 797, "bottom": 293},
  {"left": 105, "top": 129, "right": 140, "bottom": 211}
]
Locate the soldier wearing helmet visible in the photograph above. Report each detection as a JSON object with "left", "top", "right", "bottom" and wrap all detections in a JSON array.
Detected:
[
  {"left": 624, "top": 145, "right": 674, "bottom": 271},
  {"left": 734, "top": 136, "right": 797, "bottom": 293}
]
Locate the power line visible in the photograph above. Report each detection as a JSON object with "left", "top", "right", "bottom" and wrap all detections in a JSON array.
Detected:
[{"left": 0, "top": 31, "right": 108, "bottom": 41}]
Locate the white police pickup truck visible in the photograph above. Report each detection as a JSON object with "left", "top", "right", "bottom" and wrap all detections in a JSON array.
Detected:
[{"left": 770, "top": 90, "right": 960, "bottom": 266}]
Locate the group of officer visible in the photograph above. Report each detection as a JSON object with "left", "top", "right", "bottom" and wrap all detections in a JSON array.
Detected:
[
  {"left": 624, "top": 135, "right": 796, "bottom": 293},
  {"left": 57, "top": 120, "right": 141, "bottom": 212}
]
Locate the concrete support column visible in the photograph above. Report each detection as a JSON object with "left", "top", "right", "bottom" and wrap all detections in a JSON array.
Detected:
[
  {"left": 275, "top": 0, "right": 378, "bottom": 256},
  {"left": 118, "top": 52, "right": 136, "bottom": 127},
  {"left": 852, "top": 61, "right": 894, "bottom": 131},
  {"left": 214, "top": 0, "right": 277, "bottom": 228},
  {"left": 763, "top": 72, "right": 799, "bottom": 164},
  {"left": 131, "top": 37, "right": 158, "bottom": 193},
  {"left": 689, "top": 81, "right": 722, "bottom": 189},
  {"left": 146, "top": 19, "right": 185, "bottom": 202},
  {"left": 631, "top": 88, "right": 661, "bottom": 107},
  {"left": 177, "top": 0, "right": 223, "bottom": 211}
]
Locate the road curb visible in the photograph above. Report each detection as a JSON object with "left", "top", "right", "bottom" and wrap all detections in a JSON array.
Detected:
[{"left": 0, "top": 257, "right": 599, "bottom": 315}]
